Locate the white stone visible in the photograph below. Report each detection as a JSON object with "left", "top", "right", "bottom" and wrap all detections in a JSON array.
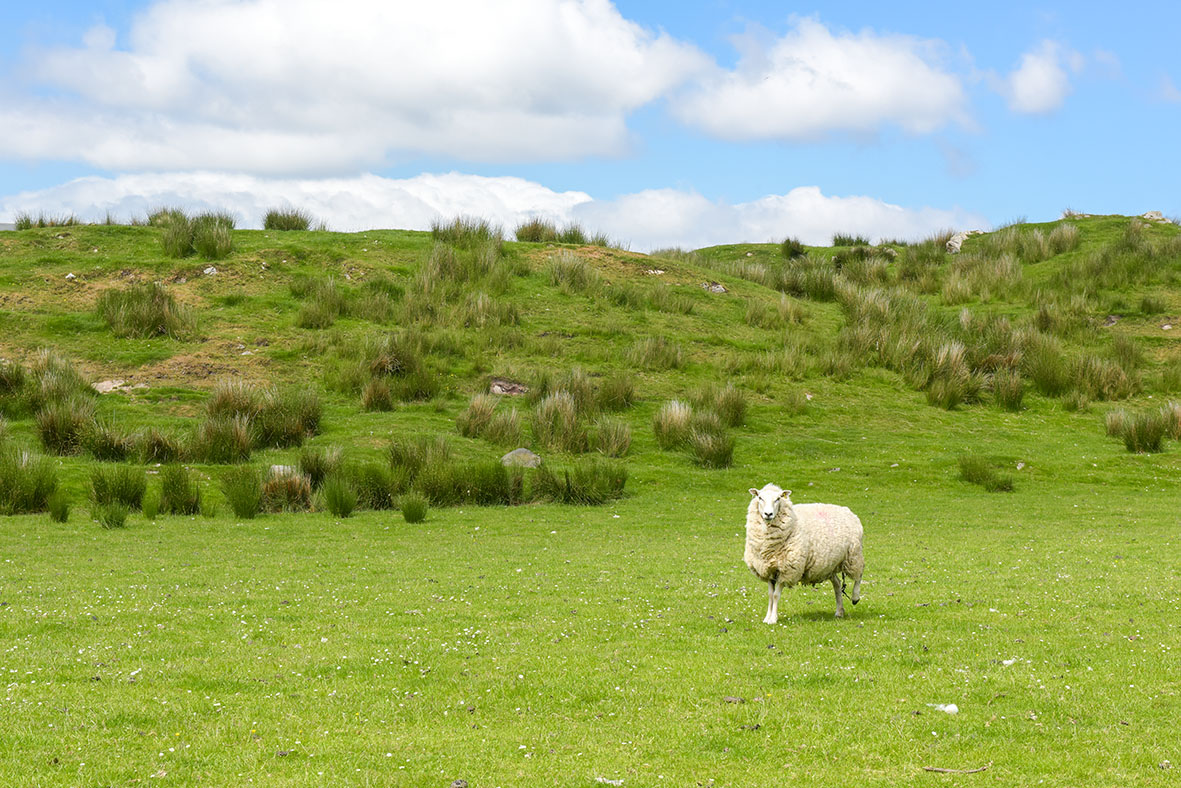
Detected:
[{"left": 203, "top": 266, "right": 218, "bottom": 275}]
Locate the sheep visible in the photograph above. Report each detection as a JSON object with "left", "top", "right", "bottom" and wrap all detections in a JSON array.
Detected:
[{"left": 744, "top": 483, "right": 864, "bottom": 623}]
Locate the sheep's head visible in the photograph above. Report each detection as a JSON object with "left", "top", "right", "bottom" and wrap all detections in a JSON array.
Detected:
[{"left": 749, "top": 483, "right": 792, "bottom": 525}]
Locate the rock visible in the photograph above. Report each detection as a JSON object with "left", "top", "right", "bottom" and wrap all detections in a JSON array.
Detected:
[
  {"left": 1164, "top": 324, "right": 1174, "bottom": 331},
  {"left": 1103, "top": 315, "right": 1120, "bottom": 327},
  {"left": 878, "top": 247, "right": 898, "bottom": 259},
  {"left": 65, "top": 272, "right": 76, "bottom": 280},
  {"left": 489, "top": 378, "right": 528, "bottom": 396},
  {"left": 1142, "top": 210, "right": 1171, "bottom": 223},
  {"left": 92, "top": 379, "right": 126, "bottom": 394},
  {"left": 501, "top": 448, "right": 541, "bottom": 468},
  {"left": 203, "top": 266, "right": 218, "bottom": 275},
  {"left": 723, "top": 696, "right": 745, "bottom": 704},
  {"left": 946, "top": 230, "right": 984, "bottom": 254},
  {"left": 700, "top": 281, "right": 727, "bottom": 293},
  {"left": 745, "top": 252, "right": 754, "bottom": 257},
  {"left": 645, "top": 268, "right": 665, "bottom": 275},
  {"left": 450, "top": 780, "right": 469, "bottom": 788}
]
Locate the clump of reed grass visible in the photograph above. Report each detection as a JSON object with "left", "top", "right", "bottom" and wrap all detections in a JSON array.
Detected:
[
  {"left": 592, "top": 417, "right": 631, "bottom": 458},
  {"left": 191, "top": 212, "right": 235, "bottom": 259},
  {"left": 457, "top": 393, "right": 499, "bottom": 438},
  {"left": 322, "top": 473, "right": 357, "bottom": 517},
  {"left": 90, "top": 465, "right": 146, "bottom": 510},
  {"left": 400, "top": 491, "right": 429, "bottom": 523},
  {"left": 431, "top": 216, "right": 503, "bottom": 250},
  {"left": 689, "top": 425, "right": 734, "bottom": 469},
  {"left": 95, "top": 503, "right": 129, "bottom": 529},
  {"left": 691, "top": 383, "right": 747, "bottom": 427},
  {"left": 958, "top": 454, "right": 1014, "bottom": 492},
  {"left": 361, "top": 379, "right": 393, "bottom": 412},
  {"left": 83, "top": 420, "right": 136, "bottom": 461},
  {"left": 991, "top": 368, "right": 1025, "bottom": 411},
  {"left": 532, "top": 391, "right": 589, "bottom": 453},
  {"left": 97, "top": 281, "right": 196, "bottom": 339},
  {"left": 261, "top": 467, "right": 313, "bottom": 512},
  {"left": 137, "top": 427, "right": 183, "bottom": 464},
  {"left": 627, "top": 336, "right": 685, "bottom": 370},
  {"left": 298, "top": 446, "right": 341, "bottom": 490},
  {"left": 263, "top": 208, "right": 313, "bottom": 231},
  {"left": 159, "top": 465, "right": 201, "bottom": 515},
  {"left": 832, "top": 232, "right": 871, "bottom": 246},
  {"left": 483, "top": 407, "right": 523, "bottom": 446},
  {"left": 597, "top": 374, "right": 636, "bottom": 412},
  {"left": 781, "top": 237, "right": 807, "bottom": 259},
  {"left": 533, "top": 458, "right": 626, "bottom": 504},
  {"left": 0, "top": 447, "right": 58, "bottom": 514},
  {"left": 653, "top": 400, "right": 693, "bottom": 450},
  {"left": 221, "top": 465, "right": 262, "bottom": 519},
  {"left": 35, "top": 395, "right": 95, "bottom": 454},
  {"left": 548, "top": 251, "right": 600, "bottom": 294},
  {"left": 14, "top": 212, "right": 79, "bottom": 230},
  {"left": 48, "top": 490, "right": 69, "bottom": 523},
  {"left": 1109, "top": 408, "right": 1168, "bottom": 453},
  {"left": 189, "top": 415, "right": 253, "bottom": 463}
]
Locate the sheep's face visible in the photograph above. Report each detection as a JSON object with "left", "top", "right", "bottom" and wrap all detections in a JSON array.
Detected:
[{"left": 749, "top": 483, "right": 791, "bottom": 525}]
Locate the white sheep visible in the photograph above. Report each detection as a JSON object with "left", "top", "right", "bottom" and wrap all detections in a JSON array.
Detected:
[{"left": 744, "top": 483, "right": 864, "bottom": 623}]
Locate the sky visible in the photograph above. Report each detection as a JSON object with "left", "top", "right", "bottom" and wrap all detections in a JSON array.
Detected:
[{"left": 1, "top": 0, "right": 1178, "bottom": 250}]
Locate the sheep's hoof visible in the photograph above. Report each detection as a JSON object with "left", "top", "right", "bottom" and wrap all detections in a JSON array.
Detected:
[
  {"left": 763, "top": 615, "right": 777, "bottom": 625},
  {"left": 834, "top": 609, "right": 844, "bottom": 619}
]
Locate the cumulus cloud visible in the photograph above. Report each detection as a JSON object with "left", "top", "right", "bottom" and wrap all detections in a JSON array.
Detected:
[
  {"left": 671, "top": 18, "right": 967, "bottom": 141},
  {"left": 1000, "top": 40, "right": 1082, "bottom": 114},
  {"left": 3, "top": 0, "right": 707, "bottom": 171},
  {"left": 0, "top": 172, "right": 986, "bottom": 251}
]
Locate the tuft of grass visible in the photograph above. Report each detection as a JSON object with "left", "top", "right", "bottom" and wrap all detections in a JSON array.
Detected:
[
  {"left": 298, "top": 446, "right": 341, "bottom": 490},
  {"left": 159, "top": 465, "right": 201, "bottom": 515},
  {"left": 653, "top": 400, "right": 693, "bottom": 450},
  {"left": 48, "top": 489, "right": 69, "bottom": 523},
  {"left": 781, "top": 237, "right": 807, "bottom": 260},
  {"left": 627, "top": 337, "right": 685, "bottom": 370},
  {"left": 1111, "top": 408, "right": 1168, "bottom": 453},
  {"left": 689, "top": 426, "right": 734, "bottom": 469},
  {"left": 95, "top": 503, "right": 129, "bottom": 529},
  {"left": 0, "top": 447, "right": 58, "bottom": 514},
  {"left": 388, "top": 435, "right": 451, "bottom": 478},
  {"left": 832, "top": 232, "right": 871, "bottom": 246},
  {"left": 691, "top": 383, "right": 747, "bottom": 428},
  {"left": 533, "top": 392, "right": 588, "bottom": 453},
  {"left": 351, "top": 462, "right": 401, "bottom": 510},
  {"left": 191, "top": 212, "right": 235, "bottom": 260},
  {"left": 457, "top": 393, "right": 499, "bottom": 438},
  {"left": 361, "top": 379, "right": 394, "bottom": 411},
  {"left": 138, "top": 427, "right": 183, "bottom": 464},
  {"left": 97, "top": 282, "right": 196, "bottom": 339},
  {"left": 597, "top": 374, "right": 636, "bottom": 412},
  {"left": 548, "top": 251, "right": 600, "bottom": 294},
  {"left": 322, "top": 473, "right": 357, "bottom": 518},
  {"left": 400, "top": 491, "right": 428, "bottom": 523},
  {"left": 83, "top": 420, "right": 136, "bottom": 461},
  {"left": 431, "top": 216, "right": 503, "bottom": 250},
  {"left": 90, "top": 465, "right": 146, "bottom": 510},
  {"left": 261, "top": 467, "right": 313, "bottom": 512},
  {"left": 991, "top": 368, "right": 1025, "bottom": 412},
  {"left": 958, "top": 454, "right": 1015, "bottom": 492},
  {"left": 263, "top": 208, "right": 313, "bottom": 231},
  {"left": 35, "top": 395, "right": 95, "bottom": 455},
  {"left": 483, "top": 407, "right": 524, "bottom": 447},
  {"left": 533, "top": 458, "right": 626, "bottom": 505},
  {"left": 159, "top": 213, "right": 194, "bottom": 258},
  {"left": 220, "top": 465, "right": 262, "bottom": 519},
  {"left": 189, "top": 415, "right": 253, "bottom": 463},
  {"left": 593, "top": 417, "right": 632, "bottom": 458}
]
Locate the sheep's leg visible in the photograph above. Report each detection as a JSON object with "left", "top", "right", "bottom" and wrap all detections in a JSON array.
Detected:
[
  {"left": 764, "top": 576, "right": 779, "bottom": 624},
  {"left": 832, "top": 576, "right": 845, "bottom": 618}
]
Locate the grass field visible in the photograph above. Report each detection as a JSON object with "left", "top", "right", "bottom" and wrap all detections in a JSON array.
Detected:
[{"left": 0, "top": 214, "right": 1179, "bottom": 785}]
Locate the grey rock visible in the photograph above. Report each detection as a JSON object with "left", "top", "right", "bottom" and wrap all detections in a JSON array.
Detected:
[
  {"left": 450, "top": 781, "right": 469, "bottom": 788},
  {"left": 203, "top": 266, "right": 218, "bottom": 275},
  {"left": 946, "top": 229, "right": 985, "bottom": 254},
  {"left": 1142, "top": 210, "right": 1170, "bottom": 223},
  {"left": 489, "top": 378, "right": 528, "bottom": 396},
  {"left": 700, "top": 281, "right": 727, "bottom": 293},
  {"left": 501, "top": 448, "right": 541, "bottom": 468}
]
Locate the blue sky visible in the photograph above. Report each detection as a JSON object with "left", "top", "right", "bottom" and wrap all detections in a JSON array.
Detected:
[{"left": 1, "top": 0, "right": 1178, "bottom": 249}]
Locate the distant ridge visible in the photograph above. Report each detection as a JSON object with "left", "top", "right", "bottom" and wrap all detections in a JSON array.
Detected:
[{"left": 0, "top": 223, "right": 14, "bottom": 231}]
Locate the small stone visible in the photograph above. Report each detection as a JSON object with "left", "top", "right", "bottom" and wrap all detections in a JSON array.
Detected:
[
  {"left": 92, "top": 379, "right": 126, "bottom": 394},
  {"left": 723, "top": 695, "right": 745, "bottom": 704},
  {"left": 1163, "top": 324, "right": 1173, "bottom": 331},
  {"left": 450, "top": 780, "right": 469, "bottom": 788},
  {"left": 203, "top": 266, "right": 217, "bottom": 275},
  {"left": 65, "top": 272, "right": 76, "bottom": 280},
  {"left": 501, "top": 448, "right": 541, "bottom": 468},
  {"left": 700, "top": 281, "right": 727, "bottom": 293},
  {"left": 1103, "top": 315, "right": 1119, "bottom": 327},
  {"left": 745, "top": 252, "right": 754, "bottom": 257},
  {"left": 489, "top": 378, "right": 528, "bottom": 396}
]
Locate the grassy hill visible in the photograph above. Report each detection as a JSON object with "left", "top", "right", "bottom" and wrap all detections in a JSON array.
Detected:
[{"left": 0, "top": 213, "right": 1178, "bottom": 785}]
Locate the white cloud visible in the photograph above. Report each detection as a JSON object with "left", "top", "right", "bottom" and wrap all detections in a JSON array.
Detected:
[
  {"left": 3, "top": 0, "right": 707, "bottom": 171},
  {"left": 1001, "top": 40, "right": 1081, "bottom": 115},
  {"left": 0, "top": 172, "right": 986, "bottom": 251},
  {"left": 672, "top": 18, "right": 967, "bottom": 141}
]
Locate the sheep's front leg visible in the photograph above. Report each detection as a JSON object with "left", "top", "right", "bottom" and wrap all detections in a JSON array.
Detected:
[
  {"left": 764, "top": 574, "right": 781, "bottom": 624},
  {"left": 831, "top": 576, "right": 845, "bottom": 618}
]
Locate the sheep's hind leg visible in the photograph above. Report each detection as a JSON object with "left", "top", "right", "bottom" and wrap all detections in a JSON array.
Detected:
[
  {"left": 832, "top": 576, "right": 845, "bottom": 618},
  {"left": 764, "top": 575, "right": 780, "bottom": 624}
]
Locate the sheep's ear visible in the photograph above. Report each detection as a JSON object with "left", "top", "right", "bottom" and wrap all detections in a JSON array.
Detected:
[
  {"left": 780, "top": 489, "right": 791, "bottom": 499},
  {"left": 748, "top": 488, "right": 759, "bottom": 497}
]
